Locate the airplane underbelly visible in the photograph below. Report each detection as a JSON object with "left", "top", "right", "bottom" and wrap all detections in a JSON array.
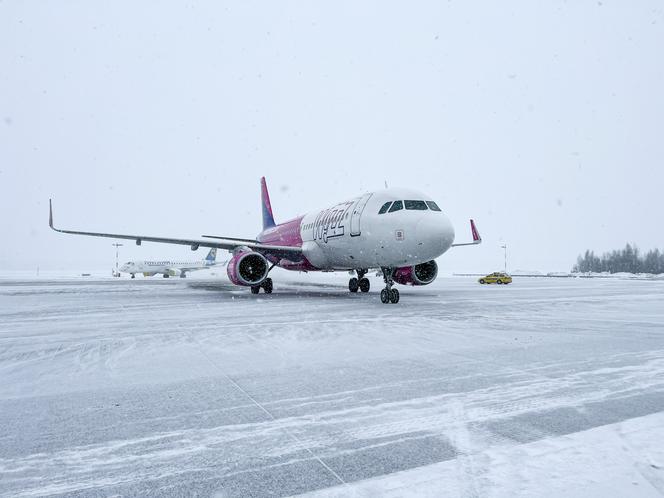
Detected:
[
  {"left": 323, "top": 236, "right": 356, "bottom": 268},
  {"left": 301, "top": 241, "right": 328, "bottom": 268},
  {"left": 301, "top": 215, "right": 446, "bottom": 270},
  {"left": 302, "top": 238, "right": 357, "bottom": 269},
  {"left": 306, "top": 234, "right": 381, "bottom": 269}
]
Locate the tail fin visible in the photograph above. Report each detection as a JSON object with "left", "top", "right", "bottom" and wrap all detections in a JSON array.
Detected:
[
  {"left": 261, "top": 177, "right": 276, "bottom": 230},
  {"left": 205, "top": 248, "right": 217, "bottom": 264}
]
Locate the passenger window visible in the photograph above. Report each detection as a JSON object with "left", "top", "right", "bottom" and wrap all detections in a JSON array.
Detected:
[
  {"left": 388, "top": 200, "right": 403, "bottom": 213},
  {"left": 378, "top": 202, "right": 392, "bottom": 214},
  {"left": 405, "top": 200, "right": 428, "bottom": 210},
  {"left": 426, "top": 201, "right": 442, "bottom": 212}
]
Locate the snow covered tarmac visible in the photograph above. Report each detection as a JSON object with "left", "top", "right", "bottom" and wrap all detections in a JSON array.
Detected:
[{"left": 1, "top": 275, "right": 663, "bottom": 497}]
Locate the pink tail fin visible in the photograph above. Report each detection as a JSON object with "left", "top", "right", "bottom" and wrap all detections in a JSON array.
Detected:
[{"left": 261, "top": 177, "right": 276, "bottom": 229}]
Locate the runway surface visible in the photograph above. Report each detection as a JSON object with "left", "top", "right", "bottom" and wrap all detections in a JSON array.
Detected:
[{"left": 1, "top": 274, "right": 663, "bottom": 497}]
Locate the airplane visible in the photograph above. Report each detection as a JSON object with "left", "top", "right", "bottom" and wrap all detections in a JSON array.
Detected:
[
  {"left": 49, "top": 177, "right": 481, "bottom": 303},
  {"left": 120, "top": 248, "right": 217, "bottom": 279}
]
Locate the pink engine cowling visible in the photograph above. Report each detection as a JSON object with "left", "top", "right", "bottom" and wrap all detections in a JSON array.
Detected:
[
  {"left": 227, "top": 250, "right": 269, "bottom": 286},
  {"left": 392, "top": 260, "right": 438, "bottom": 286}
]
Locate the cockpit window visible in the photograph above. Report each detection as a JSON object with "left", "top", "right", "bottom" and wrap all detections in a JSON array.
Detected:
[
  {"left": 388, "top": 200, "right": 403, "bottom": 213},
  {"left": 378, "top": 202, "right": 392, "bottom": 214},
  {"left": 405, "top": 200, "right": 428, "bottom": 210},
  {"left": 426, "top": 201, "right": 442, "bottom": 212}
]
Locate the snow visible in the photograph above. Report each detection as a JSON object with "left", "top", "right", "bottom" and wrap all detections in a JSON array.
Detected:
[
  {"left": 300, "top": 412, "right": 664, "bottom": 497},
  {"left": 0, "top": 274, "right": 663, "bottom": 497}
]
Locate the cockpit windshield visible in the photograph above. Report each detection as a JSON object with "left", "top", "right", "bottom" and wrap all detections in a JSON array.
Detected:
[
  {"left": 378, "top": 202, "right": 392, "bottom": 214},
  {"left": 404, "top": 200, "right": 428, "bottom": 210},
  {"left": 378, "top": 200, "right": 442, "bottom": 214},
  {"left": 388, "top": 200, "right": 403, "bottom": 213}
]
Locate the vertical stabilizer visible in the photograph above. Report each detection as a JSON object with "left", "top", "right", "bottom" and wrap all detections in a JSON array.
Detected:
[
  {"left": 205, "top": 248, "right": 217, "bottom": 264},
  {"left": 261, "top": 177, "right": 276, "bottom": 230}
]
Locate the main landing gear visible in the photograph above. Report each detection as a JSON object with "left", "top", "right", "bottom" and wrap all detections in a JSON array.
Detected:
[
  {"left": 250, "top": 263, "right": 276, "bottom": 295},
  {"left": 349, "top": 269, "right": 370, "bottom": 293},
  {"left": 251, "top": 277, "right": 273, "bottom": 294},
  {"left": 380, "top": 267, "right": 400, "bottom": 304}
]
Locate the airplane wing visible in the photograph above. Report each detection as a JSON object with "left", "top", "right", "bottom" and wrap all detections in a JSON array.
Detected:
[
  {"left": 49, "top": 200, "right": 303, "bottom": 259},
  {"left": 451, "top": 219, "right": 482, "bottom": 247}
]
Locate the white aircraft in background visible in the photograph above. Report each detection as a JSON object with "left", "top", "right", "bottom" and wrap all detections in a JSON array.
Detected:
[
  {"left": 50, "top": 177, "right": 481, "bottom": 303},
  {"left": 120, "top": 248, "right": 217, "bottom": 279}
]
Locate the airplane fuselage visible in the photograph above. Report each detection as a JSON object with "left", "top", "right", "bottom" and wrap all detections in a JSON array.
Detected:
[
  {"left": 121, "top": 260, "right": 212, "bottom": 274},
  {"left": 257, "top": 188, "right": 455, "bottom": 272}
]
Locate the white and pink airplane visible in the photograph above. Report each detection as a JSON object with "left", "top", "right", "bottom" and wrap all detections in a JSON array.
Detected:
[{"left": 49, "top": 178, "right": 481, "bottom": 303}]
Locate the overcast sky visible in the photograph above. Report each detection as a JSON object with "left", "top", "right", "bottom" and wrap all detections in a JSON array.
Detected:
[{"left": 1, "top": 1, "right": 663, "bottom": 274}]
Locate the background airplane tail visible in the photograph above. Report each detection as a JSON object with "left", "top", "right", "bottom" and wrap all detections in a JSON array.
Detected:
[
  {"left": 261, "top": 177, "right": 276, "bottom": 230},
  {"left": 205, "top": 248, "right": 217, "bottom": 264}
]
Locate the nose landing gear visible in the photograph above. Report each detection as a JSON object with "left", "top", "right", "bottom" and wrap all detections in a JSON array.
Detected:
[{"left": 380, "top": 267, "right": 400, "bottom": 304}]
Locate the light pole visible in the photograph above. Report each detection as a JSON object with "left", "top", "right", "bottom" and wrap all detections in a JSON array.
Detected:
[
  {"left": 112, "top": 243, "right": 123, "bottom": 277},
  {"left": 500, "top": 244, "right": 507, "bottom": 273}
]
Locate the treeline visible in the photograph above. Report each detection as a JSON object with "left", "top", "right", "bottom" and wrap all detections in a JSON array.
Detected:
[{"left": 573, "top": 244, "right": 664, "bottom": 274}]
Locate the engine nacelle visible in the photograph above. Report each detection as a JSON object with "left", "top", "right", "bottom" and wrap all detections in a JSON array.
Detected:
[
  {"left": 392, "top": 260, "right": 438, "bottom": 286},
  {"left": 227, "top": 250, "right": 269, "bottom": 286}
]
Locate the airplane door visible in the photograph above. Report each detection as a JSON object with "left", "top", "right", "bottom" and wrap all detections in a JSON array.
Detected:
[{"left": 350, "top": 193, "right": 373, "bottom": 237}]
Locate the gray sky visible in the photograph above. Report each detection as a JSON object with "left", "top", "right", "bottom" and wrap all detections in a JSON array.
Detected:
[{"left": 2, "top": 1, "right": 663, "bottom": 273}]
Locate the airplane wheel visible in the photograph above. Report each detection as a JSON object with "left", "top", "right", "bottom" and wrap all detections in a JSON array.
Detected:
[
  {"left": 251, "top": 285, "right": 260, "bottom": 294},
  {"left": 131, "top": 274, "right": 135, "bottom": 279},
  {"left": 262, "top": 278, "right": 273, "bottom": 294},
  {"left": 479, "top": 279, "right": 485, "bottom": 284},
  {"left": 349, "top": 277, "right": 359, "bottom": 293},
  {"left": 359, "top": 278, "right": 370, "bottom": 293},
  {"left": 380, "top": 288, "right": 390, "bottom": 303},
  {"left": 389, "top": 288, "right": 400, "bottom": 304}
]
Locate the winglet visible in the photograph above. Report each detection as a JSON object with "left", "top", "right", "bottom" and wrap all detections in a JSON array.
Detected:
[
  {"left": 49, "top": 199, "right": 54, "bottom": 229},
  {"left": 451, "top": 219, "right": 482, "bottom": 247},
  {"left": 471, "top": 219, "right": 481, "bottom": 243}
]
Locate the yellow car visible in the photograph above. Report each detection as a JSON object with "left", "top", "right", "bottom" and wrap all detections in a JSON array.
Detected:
[{"left": 478, "top": 272, "right": 513, "bottom": 285}]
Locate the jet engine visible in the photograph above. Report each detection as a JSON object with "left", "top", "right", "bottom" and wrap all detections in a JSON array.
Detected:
[
  {"left": 392, "top": 260, "right": 438, "bottom": 286},
  {"left": 227, "top": 250, "right": 269, "bottom": 286}
]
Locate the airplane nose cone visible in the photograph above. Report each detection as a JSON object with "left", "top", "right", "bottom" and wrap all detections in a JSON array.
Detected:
[{"left": 416, "top": 214, "right": 455, "bottom": 257}]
